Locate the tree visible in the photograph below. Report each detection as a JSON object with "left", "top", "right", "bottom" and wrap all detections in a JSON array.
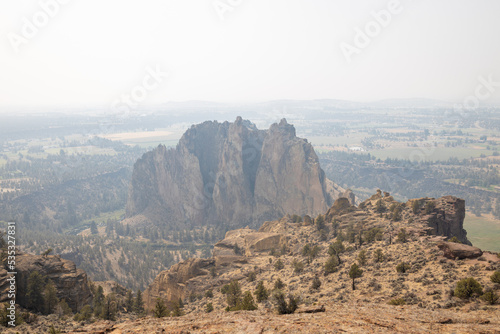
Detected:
[
  {"left": 134, "top": 289, "right": 144, "bottom": 314},
  {"left": 455, "top": 277, "right": 483, "bottom": 299},
  {"left": 425, "top": 200, "right": 436, "bottom": 214},
  {"left": 349, "top": 263, "right": 363, "bottom": 290},
  {"left": 125, "top": 290, "right": 134, "bottom": 313},
  {"left": 42, "top": 248, "right": 53, "bottom": 257},
  {"left": 90, "top": 221, "right": 98, "bottom": 235},
  {"left": 100, "top": 295, "right": 117, "bottom": 320},
  {"left": 412, "top": 200, "right": 420, "bottom": 214},
  {"left": 153, "top": 298, "right": 169, "bottom": 318},
  {"left": 328, "top": 240, "right": 345, "bottom": 256},
  {"left": 357, "top": 250, "right": 368, "bottom": 266},
  {"left": 239, "top": 291, "right": 258, "bottom": 310},
  {"left": 272, "top": 290, "right": 298, "bottom": 314},
  {"left": 73, "top": 304, "right": 92, "bottom": 321},
  {"left": 315, "top": 214, "right": 325, "bottom": 231},
  {"left": 44, "top": 280, "right": 59, "bottom": 314},
  {"left": 93, "top": 285, "right": 104, "bottom": 317},
  {"left": 374, "top": 249, "right": 385, "bottom": 263},
  {"left": 375, "top": 199, "right": 385, "bottom": 213},
  {"left": 254, "top": 281, "right": 268, "bottom": 302},
  {"left": 27, "top": 271, "right": 45, "bottom": 313},
  {"left": 225, "top": 280, "right": 242, "bottom": 310}
]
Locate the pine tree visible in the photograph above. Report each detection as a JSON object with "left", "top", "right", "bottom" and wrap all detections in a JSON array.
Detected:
[
  {"left": 100, "top": 295, "right": 117, "bottom": 320},
  {"left": 134, "top": 289, "right": 144, "bottom": 314},
  {"left": 27, "top": 271, "right": 45, "bottom": 313},
  {"left": 125, "top": 290, "right": 134, "bottom": 313},
  {"left": 44, "top": 280, "right": 59, "bottom": 314},
  {"left": 349, "top": 263, "right": 363, "bottom": 290},
  {"left": 254, "top": 281, "right": 268, "bottom": 302},
  {"left": 93, "top": 285, "right": 104, "bottom": 317},
  {"left": 153, "top": 298, "right": 169, "bottom": 318}
]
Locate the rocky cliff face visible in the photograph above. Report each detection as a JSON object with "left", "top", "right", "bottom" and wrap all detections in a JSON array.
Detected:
[
  {"left": 408, "top": 196, "right": 471, "bottom": 245},
  {"left": 0, "top": 252, "right": 92, "bottom": 312},
  {"left": 125, "top": 117, "right": 343, "bottom": 229}
]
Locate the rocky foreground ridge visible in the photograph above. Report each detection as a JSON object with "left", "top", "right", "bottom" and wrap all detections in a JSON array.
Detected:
[
  {"left": 3, "top": 192, "right": 500, "bottom": 333},
  {"left": 125, "top": 118, "right": 344, "bottom": 229}
]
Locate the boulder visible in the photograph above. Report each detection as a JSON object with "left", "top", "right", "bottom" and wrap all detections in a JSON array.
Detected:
[{"left": 437, "top": 242, "right": 483, "bottom": 259}]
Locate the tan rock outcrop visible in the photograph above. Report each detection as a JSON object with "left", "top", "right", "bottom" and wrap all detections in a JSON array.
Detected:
[
  {"left": 143, "top": 258, "right": 215, "bottom": 310},
  {"left": 0, "top": 252, "right": 92, "bottom": 312},
  {"left": 437, "top": 242, "right": 483, "bottom": 259}
]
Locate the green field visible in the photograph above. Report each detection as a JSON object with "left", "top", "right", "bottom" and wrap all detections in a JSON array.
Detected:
[
  {"left": 464, "top": 214, "right": 500, "bottom": 252},
  {"left": 369, "top": 147, "right": 494, "bottom": 162}
]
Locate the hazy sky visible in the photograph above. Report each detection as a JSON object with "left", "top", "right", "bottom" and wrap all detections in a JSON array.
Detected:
[{"left": 1, "top": 0, "right": 500, "bottom": 111}]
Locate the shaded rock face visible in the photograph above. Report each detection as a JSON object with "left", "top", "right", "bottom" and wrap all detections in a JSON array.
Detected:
[
  {"left": 437, "top": 242, "right": 483, "bottom": 259},
  {"left": 419, "top": 196, "right": 470, "bottom": 245},
  {"left": 0, "top": 252, "right": 92, "bottom": 312},
  {"left": 143, "top": 258, "right": 215, "bottom": 310},
  {"left": 126, "top": 117, "right": 342, "bottom": 229}
]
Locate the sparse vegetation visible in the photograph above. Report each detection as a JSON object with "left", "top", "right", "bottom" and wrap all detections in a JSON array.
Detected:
[
  {"left": 388, "top": 298, "right": 406, "bottom": 305},
  {"left": 272, "top": 291, "right": 298, "bottom": 315},
  {"left": 254, "top": 281, "right": 269, "bottom": 302},
  {"left": 454, "top": 277, "right": 483, "bottom": 299},
  {"left": 397, "top": 228, "right": 408, "bottom": 243},
  {"left": 274, "top": 259, "right": 284, "bottom": 271},
  {"left": 349, "top": 263, "right": 363, "bottom": 290}
]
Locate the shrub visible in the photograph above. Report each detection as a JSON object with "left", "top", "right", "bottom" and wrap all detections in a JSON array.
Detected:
[
  {"left": 490, "top": 271, "right": 500, "bottom": 284},
  {"left": 247, "top": 271, "right": 257, "bottom": 282},
  {"left": 388, "top": 298, "right": 406, "bottom": 305},
  {"left": 455, "top": 277, "right": 483, "bottom": 299},
  {"left": 205, "top": 289, "right": 213, "bottom": 298},
  {"left": 310, "top": 277, "right": 321, "bottom": 291},
  {"left": 254, "top": 281, "right": 268, "bottom": 302},
  {"left": 373, "top": 249, "right": 384, "bottom": 263},
  {"left": 448, "top": 236, "right": 461, "bottom": 244},
  {"left": 397, "top": 228, "right": 408, "bottom": 243},
  {"left": 425, "top": 200, "right": 436, "bottom": 214},
  {"left": 396, "top": 262, "right": 411, "bottom": 274},
  {"left": 274, "top": 259, "right": 284, "bottom": 271},
  {"left": 315, "top": 215, "right": 325, "bottom": 231},
  {"left": 274, "top": 278, "right": 286, "bottom": 291},
  {"left": 292, "top": 259, "right": 304, "bottom": 273},
  {"left": 272, "top": 291, "right": 298, "bottom": 315},
  {"left": 324, "top": 255, "right": 339, "bottom": 274},
  {"left": 357, "top": 250, "right": 368, "bottom": 266},
  {"left": 375, "top": 199, "right": 385, "bottom": 213},
  {"left": 73, "top": 305, "right": 92, "bottom": 321},
  {"left": 205, "top": 302, "right": 214, "bottom": 313},
  {"left": 481, "top": 289, "right": 499, "bottom": 305},
  {"left": 364, "top": 228, "right": 383, "bottom": 243}
]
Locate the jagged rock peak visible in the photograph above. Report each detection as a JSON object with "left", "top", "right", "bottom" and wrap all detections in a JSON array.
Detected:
[{"left": 125, "top": 118, "right": 344, "bottom": 230}]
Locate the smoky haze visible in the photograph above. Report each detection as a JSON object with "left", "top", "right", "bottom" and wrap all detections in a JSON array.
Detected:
[{"left": 0, "top": 0, "right": 499, "bottom": 112}]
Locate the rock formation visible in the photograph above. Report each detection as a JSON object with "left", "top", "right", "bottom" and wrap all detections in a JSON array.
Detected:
[
  {"left": 125, "top": 117, "right": 343, "bottom": 229},
  {"left": 437, "top": 242, "right": 483, "bottom": 259},
  {"left": 143, "top": 258, "right": 215, "bottom": 310},
  {"left": 0, "top": 252, "right": 92, "bottom": 312},
  {"left": 411, "top": 196, "right": 470, "bottom": 245}
]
